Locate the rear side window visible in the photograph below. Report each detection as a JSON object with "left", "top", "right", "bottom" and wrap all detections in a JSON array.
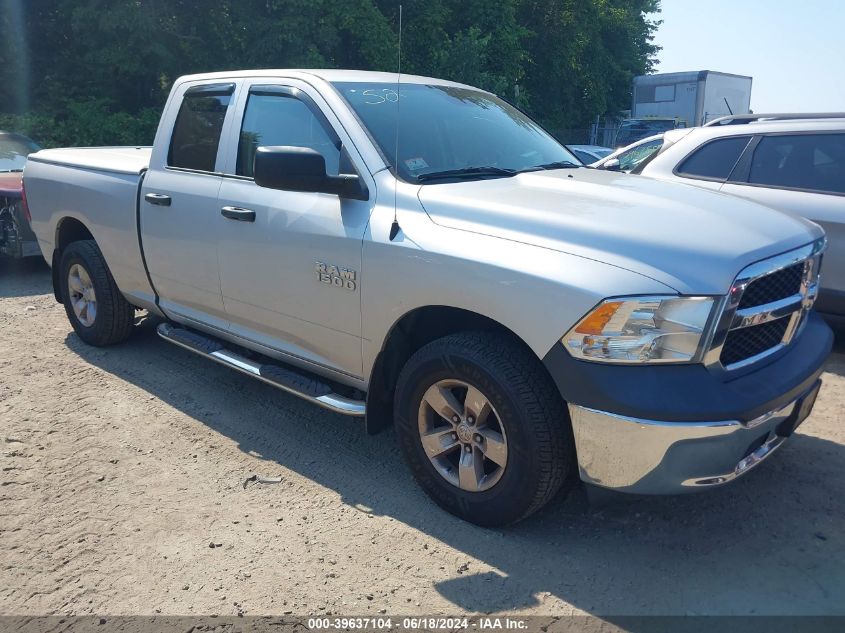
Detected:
[
  {"left": 236, "top": 92, "right": 340, "bottom": 178},
  {"left": 748, "top": 133, "right": 845, "bottom": 195},
  {"left": 168, "top": 84, "right": 234, "bottom": 172},
  {"left": 677, "top": 136, "right": 751, "bottom": 181}
]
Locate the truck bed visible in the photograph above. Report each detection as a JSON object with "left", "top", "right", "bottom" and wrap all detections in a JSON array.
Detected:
[
  {"left": 24, "top": 146, "right": 157, "bottom": 311},
  {"left": 28, "top": 146, "right": 151, "bottom": 175}
]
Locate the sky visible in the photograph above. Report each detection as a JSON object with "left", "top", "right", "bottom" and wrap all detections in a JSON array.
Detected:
[{"left": 649, "top": 0, "right": 845, "bottom": 112}]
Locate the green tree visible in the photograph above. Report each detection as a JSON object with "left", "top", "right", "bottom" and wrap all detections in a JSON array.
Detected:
[
  {"left": 0, "top": 0, "right": 661, "bottom": 147},
  {"left": 518, "top": 0, "right": 661, "bottom": 134}
]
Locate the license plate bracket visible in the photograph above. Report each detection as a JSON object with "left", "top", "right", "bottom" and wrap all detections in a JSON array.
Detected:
[{"left": 776, "top": 380, "right": 821, "bottom": 437}]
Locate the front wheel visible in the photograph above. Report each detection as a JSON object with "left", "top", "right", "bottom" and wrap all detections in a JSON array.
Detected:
[
  {"left": 394, "top": 332, "right": 575, "bottom": 526},
  {"left": 59, "top": 240, "right": 134, "bottom": 346}
]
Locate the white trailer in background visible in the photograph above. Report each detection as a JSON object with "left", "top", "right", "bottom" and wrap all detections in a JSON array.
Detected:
[
  {"left": 612, "top": 70, "right": 753, "bottom": 147},
  {"left": 632, "top": 70, "right": 753, "bottom": 126}
]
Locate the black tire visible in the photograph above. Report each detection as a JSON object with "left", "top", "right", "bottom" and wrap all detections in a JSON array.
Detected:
[
  {"left": 394, "top": 331, "right": 575, "bottom": 526},
  {"left": 59, "top": 240, "right": 134, "bottom": 346}
]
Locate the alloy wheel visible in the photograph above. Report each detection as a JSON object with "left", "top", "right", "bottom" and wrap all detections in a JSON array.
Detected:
[
  {"left": 67, "top": 263, "right": 97, "bottom": 327},
  {"left": 417, "top": 379, "right": 508, "bottom": 492}
]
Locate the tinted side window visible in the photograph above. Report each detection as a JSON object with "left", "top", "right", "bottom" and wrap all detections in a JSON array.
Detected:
[
  {"left": 168, "top": 90, "right": 232, "bottom": 171},
  {"left": 677, "top": 136, "right": 751, "bottom": 181},
  {"left": 748, "top": 133, "right": 845, "bottom": 195},
  {"left": 236, "top": 93, "right": 340, "bottom": 178}
]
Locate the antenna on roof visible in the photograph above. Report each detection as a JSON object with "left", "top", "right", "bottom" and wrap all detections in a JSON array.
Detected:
[{"left": 389, "top": 4, "right": 403, "bottom": 242}]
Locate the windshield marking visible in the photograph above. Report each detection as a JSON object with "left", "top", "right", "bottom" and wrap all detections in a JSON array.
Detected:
[{"left": 333, "top": 81, "right": 579, "bottom": 183}]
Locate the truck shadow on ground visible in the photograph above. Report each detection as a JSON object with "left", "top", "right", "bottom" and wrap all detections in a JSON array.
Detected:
[
  {"left": 827, "top": 327, "right": 845, "bottom": 378},
  {"left": 0, "top": 256, "right": 51, "bottom": 298},
  {"left": 65, "top": 318, "right": 845, "bottom": 617}
]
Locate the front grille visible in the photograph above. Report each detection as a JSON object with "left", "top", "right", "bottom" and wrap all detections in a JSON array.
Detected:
[
  {"left": 720, "top": 317, "right": 790, "bottom": 366},
  {"left": 708, "top": 240, "right": 824, "bottom": 370},
  {"left": 738, "top": 262, "right": 804, "bottom": 309}
]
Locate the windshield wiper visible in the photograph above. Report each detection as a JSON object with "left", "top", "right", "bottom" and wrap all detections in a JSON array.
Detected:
[
  {"left": 517, "top": 160, "right": 581, "bottom": 173},
  {"left": 0, "top": 169, "right": 23, "bottom": 173},
  {"left": 416, "top": 166, "right": 517, "bottom": 182}
]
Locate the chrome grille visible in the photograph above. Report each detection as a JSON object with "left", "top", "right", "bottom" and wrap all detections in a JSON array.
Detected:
[
  {"left": 706, "top": 239, "right": 825, "bottom": 371},
  {"left": 720, "top": 317, "right": 790, "bottom": 366},
  {"left": 737, "top": 262, "right": 804, "bottom": 309}
]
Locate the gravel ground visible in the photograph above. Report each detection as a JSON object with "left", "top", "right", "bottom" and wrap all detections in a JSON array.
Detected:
[{"left": 1, "top": 257, "right": 844, "bottom": 617}]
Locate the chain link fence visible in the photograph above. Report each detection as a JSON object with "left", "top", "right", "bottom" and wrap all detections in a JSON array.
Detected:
[{"left": 549, "top": 119, "right": 622, "bottom": 148}]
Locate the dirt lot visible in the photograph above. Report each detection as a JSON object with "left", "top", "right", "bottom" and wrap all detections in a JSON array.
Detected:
[{"left": 1, "top": 257, "right": 844, "bottom": 618}]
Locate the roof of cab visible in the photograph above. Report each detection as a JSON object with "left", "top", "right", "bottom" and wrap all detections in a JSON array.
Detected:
[{"left": 174, "top": 69, "right": 479, "bottom": 91}]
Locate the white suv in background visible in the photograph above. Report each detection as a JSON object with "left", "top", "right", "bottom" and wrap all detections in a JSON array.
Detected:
[{"left": 596, "top": 114, "right": 845, "bottom": 318}]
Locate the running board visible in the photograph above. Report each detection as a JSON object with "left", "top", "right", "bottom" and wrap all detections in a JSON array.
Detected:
[{"left": 156, "top": 323, "right": 366, "bottom": 417}]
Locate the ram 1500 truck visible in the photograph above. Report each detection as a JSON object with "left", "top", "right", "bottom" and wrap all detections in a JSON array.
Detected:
[{"left": 24, "top": 70, "right": 833, "bottom": 526}]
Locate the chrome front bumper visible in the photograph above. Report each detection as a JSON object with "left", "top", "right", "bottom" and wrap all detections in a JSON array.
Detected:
[{"left": 567, "top": 381, "right": 821, "bottom": 494}]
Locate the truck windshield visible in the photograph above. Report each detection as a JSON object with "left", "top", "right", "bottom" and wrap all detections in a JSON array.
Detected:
[{"left": 333, "top": 81, "right": 577, "bottom": 182}]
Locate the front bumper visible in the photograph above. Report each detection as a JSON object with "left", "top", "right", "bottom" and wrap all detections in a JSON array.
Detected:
[
  {"left": 543, "top": 311, "right": 832, "bottom": 493},
  {"left": 568, "top": 380, "right": 820, "bottom": 493}
]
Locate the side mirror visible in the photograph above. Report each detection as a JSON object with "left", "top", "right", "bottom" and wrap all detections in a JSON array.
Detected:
[
  {"left": 601, "top": 158, "right": 622, "bottom": 171},
  {"left": 253, "top": 146, "right": 367, "bottom": 200}
]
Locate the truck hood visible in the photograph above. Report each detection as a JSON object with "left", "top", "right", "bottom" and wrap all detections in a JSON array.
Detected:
[{"left": 416, "top": 168, "right": 824, "bottom": 294}]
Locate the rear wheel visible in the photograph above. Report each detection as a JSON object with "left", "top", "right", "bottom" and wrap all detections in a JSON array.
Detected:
[
  {"left": 394, "top": 332, "right": 575, "bottom": 526},
  {"left": 59, "top": 240, "right": 134, "bottom": 346}
]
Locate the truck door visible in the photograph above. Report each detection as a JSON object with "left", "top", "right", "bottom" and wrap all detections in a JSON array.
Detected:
[
  {"left": 140, "top": 82, "right": 239, "bottom": 329},
  {"left": 215, "top": 80, "right": 374, "bottom": 379}
]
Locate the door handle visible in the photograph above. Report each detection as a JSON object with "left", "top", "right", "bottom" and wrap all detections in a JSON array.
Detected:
[
  {"left": 221, "top": 206, "right": 256, "bottom": 222},
  {"left": 144, "top": 192, "right": 171, "bottom": 206}
]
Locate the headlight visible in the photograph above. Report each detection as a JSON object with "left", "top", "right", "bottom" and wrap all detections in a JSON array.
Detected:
[{"left": 562, "top": 296, "right": 717, "bottom": 364}]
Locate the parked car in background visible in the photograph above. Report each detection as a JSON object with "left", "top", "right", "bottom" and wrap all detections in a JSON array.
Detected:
[
  {"left": 1, "top": 132, "right": 41, "bottom": 258},
  {"left": 600, "top": 114, "right": 845, "bottom": 318},
  {"left": 566, "top": 144, "right": 613, "bottom": 164}
]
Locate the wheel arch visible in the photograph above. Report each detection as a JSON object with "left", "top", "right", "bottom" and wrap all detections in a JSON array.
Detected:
[
  {"left": 50, "top": 217, "right": 96, "bottom": 302},
  {"left": 365, "top": 304, "right": 559, "bottom": 434}
]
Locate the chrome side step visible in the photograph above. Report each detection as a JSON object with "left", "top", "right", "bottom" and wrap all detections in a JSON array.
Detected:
[{"left": 156, "top": 323, "right": 366, "bottom": 417}]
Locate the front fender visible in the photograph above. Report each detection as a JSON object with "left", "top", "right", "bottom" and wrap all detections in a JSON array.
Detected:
[{"left": 360, "top": 199, "right": 676, "bottom": 381}]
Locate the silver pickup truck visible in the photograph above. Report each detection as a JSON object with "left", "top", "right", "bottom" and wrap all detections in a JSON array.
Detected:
[{"left": 24, "top": 70, "right": 833, "bottom": 526}]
